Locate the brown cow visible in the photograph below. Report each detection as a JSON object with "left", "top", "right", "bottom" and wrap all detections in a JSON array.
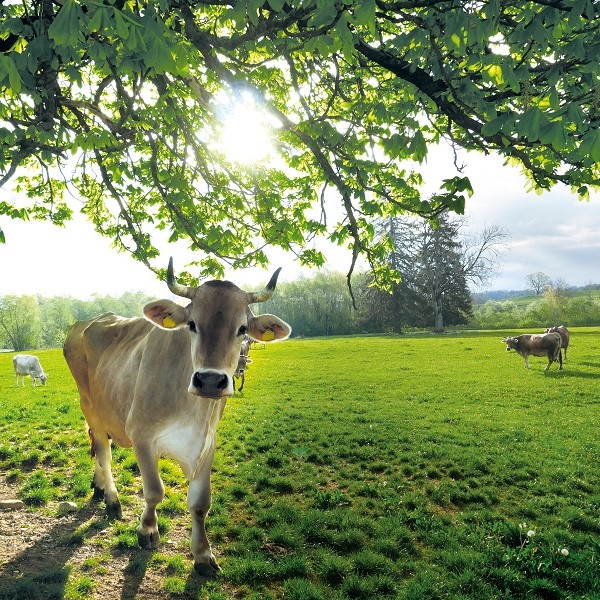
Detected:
[
  {"left": 233, "top": 336, "right": 252, "bottom": 392},
  {"left": 501, "top": 332, "right": 562, "bottom": 371},
  {"left": 63, "top": 259, "right": 291, "bottom": 576},
  {"left": 545, "top": 325, "right": 570, "bottom": 360}
]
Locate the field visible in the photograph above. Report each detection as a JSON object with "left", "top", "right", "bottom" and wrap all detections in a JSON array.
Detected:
[{"left": 0, "top": 330, "right": 599, "bottom": 599}]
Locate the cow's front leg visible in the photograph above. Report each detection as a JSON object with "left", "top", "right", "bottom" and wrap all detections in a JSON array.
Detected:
[
  {"left": 188, "top": 473, "right": 220, "bottom": 577},
  {"left": 134, "top": 445, "right": 164, "bottom": 549},
  {"left": 524, "top": 357, "right": 530, "bottom": 369}
]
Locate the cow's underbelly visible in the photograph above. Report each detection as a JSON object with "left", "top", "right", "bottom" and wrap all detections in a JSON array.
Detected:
[{"left": 523, "top": 348, "right": 552, "bottom": 357}]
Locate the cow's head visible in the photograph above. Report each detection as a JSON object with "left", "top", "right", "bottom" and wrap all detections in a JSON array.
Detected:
[
  {"left": 143, "top": 259, "right": 291, "bottom": 399},
  {"left": 501, "top": 337, "right": 518, "bottom": 351},
  {"left": 39, "top": 372, "right": 48, "bottom": 385}
]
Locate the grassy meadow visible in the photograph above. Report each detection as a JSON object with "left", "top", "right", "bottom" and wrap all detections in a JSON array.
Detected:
[{"left": 0, "top": 329, "right": 599, "bottom": 599}]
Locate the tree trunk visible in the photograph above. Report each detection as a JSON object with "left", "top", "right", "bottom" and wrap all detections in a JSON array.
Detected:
[{"left": 433, "top": 297, "right": 444, "bottom": 333}]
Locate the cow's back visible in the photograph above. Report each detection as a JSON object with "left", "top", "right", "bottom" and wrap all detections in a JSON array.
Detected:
[{"left": 13, "top": 354, "right": 39, "bottom": 373}]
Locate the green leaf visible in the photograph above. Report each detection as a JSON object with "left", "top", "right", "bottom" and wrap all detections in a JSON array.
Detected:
[
  {"left": 518, "top": 107, "right": 545, "bottom": 142},
  {"left": 113, "top": 10, "right": 130, "bottom": 39},
  {"left": 353, "top": 0, "right": 376, "bottom": 34},
  {"left": 582, "top": 129, "right": 600, "bottom": 163},
  {"left": 482, "top": 113, "right": 512, "bottom": 137},
  {"left": 0, "top": 55, "right": 22, "bottom": 94},
  {"left": 48, "top": 0, "right": 82, "bottom": 46},
  {"left": 334, "top": 14, "right": 355, "bottom": 60},
  {"left": 308, "top": 2, "right": 338, "bottom": 28},
  {"left": 408, "top": 130, "right": 427, "bottom": 162}
]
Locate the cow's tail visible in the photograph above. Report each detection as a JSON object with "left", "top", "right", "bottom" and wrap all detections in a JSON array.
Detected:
[
  {"left": 87, "top": 425, "right": 112, "bottom": 458},
  {"left": 87, "top": 426, "right": 95, "bottom": 458}
]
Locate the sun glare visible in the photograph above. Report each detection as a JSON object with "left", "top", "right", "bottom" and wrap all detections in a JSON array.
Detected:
[{"left": 216, "top": 93, "right": 278, "bottom": 165}]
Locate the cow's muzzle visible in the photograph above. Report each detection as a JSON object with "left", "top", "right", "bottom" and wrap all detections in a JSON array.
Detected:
[{"left": 190, "top": 369, "right": 233, "bottom": 398}]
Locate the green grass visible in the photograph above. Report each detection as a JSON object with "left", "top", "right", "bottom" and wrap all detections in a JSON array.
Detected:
[{"left": 0, "top": 330, "right": 599, "bottom": 599}]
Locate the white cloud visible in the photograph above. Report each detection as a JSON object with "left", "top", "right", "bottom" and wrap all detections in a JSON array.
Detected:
[{"left": 453, "top": 151, "right": 600, "bottom": 290}]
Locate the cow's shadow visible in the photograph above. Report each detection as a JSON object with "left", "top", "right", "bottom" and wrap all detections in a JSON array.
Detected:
[
  {"left": 0, "top": 500, "right": 210, "bottom": 600},
  {"left": 0, "top": 501, "right": 101, "bottom": 599},
  {"left": 577, "top": 361, "right": 600, "bottom": 369},
  {"left": 545, "top": 366, "right": 600, "bottom": 379}
]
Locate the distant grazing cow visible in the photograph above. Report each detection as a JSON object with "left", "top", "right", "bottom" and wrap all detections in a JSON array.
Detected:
[
  {"left": 13, "top": 354, "right": 48, "bottom": 386},
  {"left": 234, "top": 354, "right": 253, "bottom": 392},
  {"left": 501, "top": 333, "right": 562, "bottom": 371},
  {"left": 63, "top": 259, "right": 291, "bottom": 576},
  {"left": 545, "top": 325, "right": 570, "bottom": 360},
  {"left": 234, "top": 337, "right": 252, "bottom": 392}
]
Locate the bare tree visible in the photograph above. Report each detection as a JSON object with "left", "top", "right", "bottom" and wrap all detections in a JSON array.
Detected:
[
  {"left": 460, "top": 224, "right": 509, "bottom": 289},
  {"left": 526, "top": 272, "right": 552, "bottom": 295},
  {"left": 551, "top": 277, "right": 572, "bottom": 297}
]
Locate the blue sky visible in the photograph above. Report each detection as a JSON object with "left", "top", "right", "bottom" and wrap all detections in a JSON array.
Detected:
[{"left": 1, "top": 149, "right": 599, "bottom": 299}]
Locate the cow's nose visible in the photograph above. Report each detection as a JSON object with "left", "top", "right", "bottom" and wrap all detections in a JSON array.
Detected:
[{"left": 191, "top": 370, "right": 231, "bottom": 398}]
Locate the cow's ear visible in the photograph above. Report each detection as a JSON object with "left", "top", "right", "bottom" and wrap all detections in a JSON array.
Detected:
[
  {"left": 247, "top": 314, "right": 291, "bottom": 342},
  {"left": 143, "top": 300, "right": 189, "bottom": 330}
]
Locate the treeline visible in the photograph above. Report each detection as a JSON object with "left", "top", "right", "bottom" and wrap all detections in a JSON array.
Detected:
[
  {"left": 2, "top": 275, "right": 600, "bottom": 351},
  {"left": 469, "top": 287, "right": 600, "bottom": 330},
  {"left": 0, "top": 292, "right": 156, "bottom": 351}
]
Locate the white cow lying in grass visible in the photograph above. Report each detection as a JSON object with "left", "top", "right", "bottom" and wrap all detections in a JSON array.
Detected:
[{"left": 13, "top": 354, "right": 48, "bottom": 386}]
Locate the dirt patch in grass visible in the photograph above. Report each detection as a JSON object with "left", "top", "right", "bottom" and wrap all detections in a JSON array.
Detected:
[{"left": 0, "top": 488, "right": 210, "bottom": 600}]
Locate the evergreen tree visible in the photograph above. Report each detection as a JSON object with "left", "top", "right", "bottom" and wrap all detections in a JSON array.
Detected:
[
  {"left": 360, "top": 213, "right": 490, "bottom": 332},
  {"left": 415, "top": 214, "right": 473, "bottom": 332}
]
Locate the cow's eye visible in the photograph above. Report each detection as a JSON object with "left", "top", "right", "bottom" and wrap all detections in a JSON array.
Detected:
[
  {"left": 188, "top": 321, "right": 197, "bottom": 333},
  {"left": 238, "top": 325, "right": 247, "bottom": 336}
]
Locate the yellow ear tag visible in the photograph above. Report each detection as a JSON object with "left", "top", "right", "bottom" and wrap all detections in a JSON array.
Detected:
[
  {"left": 162, "top": 316, "right": 177, "bottom": 328},
  {"left": 262, "top": 329, "right": 275, "bottom": 341}
]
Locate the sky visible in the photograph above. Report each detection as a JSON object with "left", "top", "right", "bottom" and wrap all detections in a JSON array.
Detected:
[{"left": 1, "top": 148, "right": 599, "bottom": 300}]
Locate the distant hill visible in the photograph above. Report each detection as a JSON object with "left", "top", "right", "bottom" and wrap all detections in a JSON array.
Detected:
[{"left": 472, "top": 284, "right": 600, "bottom": 305}]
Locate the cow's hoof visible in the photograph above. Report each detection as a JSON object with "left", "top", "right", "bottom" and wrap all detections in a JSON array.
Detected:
[
  {"left": 106, "top": 501, "right": 123, "bottom": 520},
  {"left": 91, "top": 483, "right": 105, "bottom": 501},
  {"left": 137, "top": 530, "right": 160, "bottom": 550},
  {"left": 194, "top": 557, "right": 220, "bottom": 578}
]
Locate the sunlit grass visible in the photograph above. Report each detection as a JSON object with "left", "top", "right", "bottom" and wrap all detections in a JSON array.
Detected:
[{"left": 0, "top": 329, "right": 598, "bottom": 598}]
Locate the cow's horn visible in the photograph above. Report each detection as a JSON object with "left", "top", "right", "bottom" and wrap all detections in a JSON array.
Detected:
[
  {"left": 248, "top": 267, "right": 282, "bottom": 303},
  {"left": 167, "top": 258, "right": 195, "bottom": 299}
]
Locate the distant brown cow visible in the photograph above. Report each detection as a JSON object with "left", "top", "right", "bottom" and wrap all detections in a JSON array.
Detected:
[
  {"left": 501, "top": 332, "right": 562, "bottom": 371},
  {"left": 545, "top": 326, "right": 570, "bottom": 360},
  {"left": 234, "top": 337, "right": 252, "bottom": 392}
]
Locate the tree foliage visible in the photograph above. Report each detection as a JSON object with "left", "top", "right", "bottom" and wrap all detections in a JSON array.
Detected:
[
  {"left": 0, "top": 295, "right": 41, "bottom": 350},
  {"left": 1, "top": 0, "right": 599, "bottom": 284},
  {"left": 0, "top": 291, "right": 156, "bottom": 349}
]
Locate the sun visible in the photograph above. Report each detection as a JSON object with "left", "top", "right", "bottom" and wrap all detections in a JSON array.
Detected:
[{"left": 215, "top": 92, "right": 278, "bottom": 165}]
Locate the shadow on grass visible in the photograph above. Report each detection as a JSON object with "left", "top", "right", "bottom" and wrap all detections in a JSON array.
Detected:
[
  {"left": 577, "top": 361, "right": 600, "bottom": 369},
  {"left": 0, "top": 499, "right": 215, "bottom": 600},
  {"left": 547, "top": 368, "right": 600, "bottom": 379},
  {"left": 0, "top": 501, "right": 102, "bottom": 600},
  {"left": 119, "top": 551, "right": 151, "bottom": 600}
]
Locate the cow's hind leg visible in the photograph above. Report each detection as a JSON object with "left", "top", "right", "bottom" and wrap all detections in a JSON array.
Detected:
[
  {"left": 90, "top": 429, "right": 122, "bottom": 519},
  {"left": 134, "top": 444, "right": 164, "bottom": 550}
]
